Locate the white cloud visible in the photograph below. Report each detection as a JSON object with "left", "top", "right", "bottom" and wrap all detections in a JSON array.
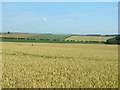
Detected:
[{"left": 42, "top": 17, "right": 48, "bottom": 22}]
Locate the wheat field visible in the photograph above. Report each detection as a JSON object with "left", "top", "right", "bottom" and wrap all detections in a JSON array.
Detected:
[
  {"left": 2, "top": 42, "right": 118, "bottom": 88},
  {"left": 65, "top": 36, "right": 114, "bottom": 42},
  {"left": 0, "top": 33, "right": 42, "bottom": 38}
]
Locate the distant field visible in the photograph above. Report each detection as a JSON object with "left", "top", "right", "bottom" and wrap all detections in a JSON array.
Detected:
[
  {"left": 0, "top": 33, "right": 42, "bottom": 38},
  {"left": 2, "top": 42, "right": 118, "bottom": 88},
  {"left": 26, "top": 34, "right": 71, "bottom": 41},
  {"left": 65, "top": 36, "right": 114, "bottom": 42},
  {"left": 0, "top": 33, "right": 118, "bottom": 45},
  {"left": 1, "top": 38, "right": 104, "bottom": 44}
]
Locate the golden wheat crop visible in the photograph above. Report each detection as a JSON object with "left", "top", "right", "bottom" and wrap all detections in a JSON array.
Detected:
[
  {"left": 65, "top": 36, "right": 114, "bottom": 42},
  {"left": 2, "top": 42, "right": 118, "bottom": 88},
  {"left": 0, "top": 33, "right": 42, "bottom": 38}
]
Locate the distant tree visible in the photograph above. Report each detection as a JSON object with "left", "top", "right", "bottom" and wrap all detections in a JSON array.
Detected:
[
  {"left": 8, "top": 31, "right": 10, "bottom": 34},
  {"left": 116, "top": 35, "right": 120, "bottom": 44},
  {"left": 106, "top": 37, "right": 119, "bottom": 44},
  {"left": 53, "top": 39, "right": 57, "bottom": 41},
  {"left": 115, "top": 35, "right": 120, "bottom": 41},
  {"left": 66, "top": 40, "right": 69, "bottom": 42}
]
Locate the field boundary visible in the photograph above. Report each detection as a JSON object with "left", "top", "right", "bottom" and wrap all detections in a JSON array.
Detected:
[{"left": 1, "top": 38, "right": 105, "bottom": 44}]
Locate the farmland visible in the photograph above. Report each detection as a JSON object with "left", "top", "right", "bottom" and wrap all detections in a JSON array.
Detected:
[
  {"left": 0, "top": 33, "right": 42, "bottom": 38},
  {"left": 1, "top": 38, "right": 104, "bottom": 44},
  {"left": 65, "top": 35, "right": 114, "bottom": 42},
  {"left": 0, "top": 33, "right": 116, "bottom": 44},
  {"left": 2, "top": 42, "right": 118, "bottom": 88},
  {"left": 26, "top": 34, "right": 71, "bottom": 41}
]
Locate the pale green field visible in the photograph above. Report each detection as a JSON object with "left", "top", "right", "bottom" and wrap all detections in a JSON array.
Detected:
[
  {"left": 2, "top": 42, "right": 118, "bottom": 88},
  {"left": 65, "top": 36, "right": 114, "bottom": 42}
]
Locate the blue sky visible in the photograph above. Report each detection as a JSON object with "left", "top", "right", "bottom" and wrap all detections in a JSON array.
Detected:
[{"left": 2, "top": 2, "right": 118, "bottom": 34}]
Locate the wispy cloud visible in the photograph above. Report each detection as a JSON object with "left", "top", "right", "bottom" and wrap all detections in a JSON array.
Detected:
[{"left": 42, "top": 17, "right": 48, "bottom": 22}]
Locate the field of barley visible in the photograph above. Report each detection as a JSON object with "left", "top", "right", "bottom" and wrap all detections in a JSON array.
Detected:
[
  {"left": 0, "top": 33, "right": 42, "bottom": 38},
  {"left": 65, "top": 36, "right": 114, "bottom": 42},
  {"left": 2, "top": 42, "right": 118, "bottom": 88}
]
